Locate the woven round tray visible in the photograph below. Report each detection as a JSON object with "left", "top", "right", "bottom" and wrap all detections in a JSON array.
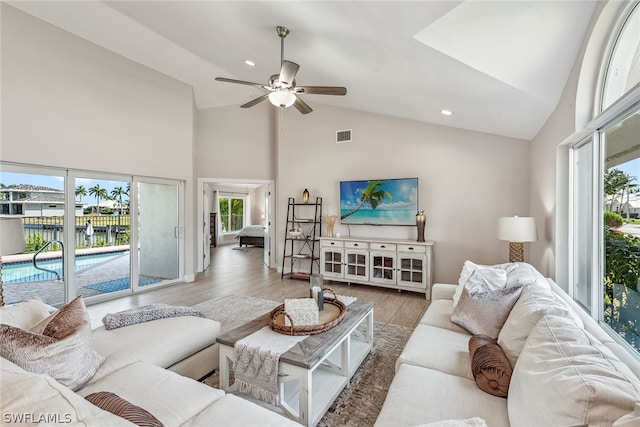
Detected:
[{"left": 269, "top": 290, "right": 347, "bottom": 336}]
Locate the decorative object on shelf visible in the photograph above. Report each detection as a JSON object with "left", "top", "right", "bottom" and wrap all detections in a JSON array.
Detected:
[
  {"left": 416, "top": 210, "right": 426, "bottom": 242},
  {"left": 325, "top": 215, "right": 338, "bottom": 238},
  {"left": 310, "top": 274, "right": 324, "bottom": 311},
  {"left": 302, "top": 188, "right": 310, "bottom": 204},
  {"left": 289, "top": 227, "right": 304, "bottom": 238},
  {"left": 497, "top": 216, "right": 537, "bottom": 262},
  {"left": 0, "top": 218, "right": 27, "bottom": 307},
  {"left": 284, "top": 298, "right": 319, "bottom": 326}
]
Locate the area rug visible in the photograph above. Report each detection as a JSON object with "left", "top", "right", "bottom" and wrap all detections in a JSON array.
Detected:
[
  {"left": 192, "top": 294, "right": 280, "bottom": 334},
  {"left": 195, "top": 294, "right": 413, "bottom": 426}
]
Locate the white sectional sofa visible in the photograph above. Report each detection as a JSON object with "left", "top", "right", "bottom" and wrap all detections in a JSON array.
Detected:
[
  {"left": 375, "top": 262, "right": 640, "bottom": 427},
  {"left": 0, "top": 297, "right": 302, "bottom": 426}
]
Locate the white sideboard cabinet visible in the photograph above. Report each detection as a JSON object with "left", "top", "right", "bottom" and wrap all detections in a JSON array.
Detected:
[{"left": 320, "top": 237, "right": 435, "bottom": 299}]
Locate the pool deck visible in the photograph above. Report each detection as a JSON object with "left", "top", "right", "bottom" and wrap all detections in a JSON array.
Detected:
[{"left": 2, "top": 245, "right": 132, "bottom": 307}]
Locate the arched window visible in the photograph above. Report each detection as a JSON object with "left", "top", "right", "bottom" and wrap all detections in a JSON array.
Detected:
[
  {"left": 570, "top": 1, "right": 640, "bottom": 356},
  {"left": 602, "top": 3, "right": 640, "bottom": 110}
]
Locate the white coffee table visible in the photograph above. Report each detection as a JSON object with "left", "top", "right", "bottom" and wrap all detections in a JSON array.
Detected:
[{"left": 217, "top": 299, "right": 374, "bottom": 427}]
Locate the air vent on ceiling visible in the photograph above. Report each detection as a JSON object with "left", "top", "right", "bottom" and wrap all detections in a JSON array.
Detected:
[{"left": 336, "top": 129, "right": 352, "bottom": 144}]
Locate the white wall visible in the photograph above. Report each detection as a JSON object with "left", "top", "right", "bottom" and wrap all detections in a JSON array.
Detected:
[
  {"left": 1, "top": 5, "right": 198, "bottom": 277},
  {"left": 528, "top": 1, "right": 621, "bottom": 288},
  {"left": 197, "top": 105, "right": 276, "bottom": 180},
  {"left": 276, "top": 105, "right": 531, "bottom": 284}
]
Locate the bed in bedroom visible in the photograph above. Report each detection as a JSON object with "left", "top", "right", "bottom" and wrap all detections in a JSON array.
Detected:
[{"left": 235, "top": 225, "right": 266, "bottom": 247}]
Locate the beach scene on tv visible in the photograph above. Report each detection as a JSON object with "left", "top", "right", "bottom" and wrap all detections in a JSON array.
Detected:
[{"left": 340, "top": 178, "right": 418, "bottom": 225}]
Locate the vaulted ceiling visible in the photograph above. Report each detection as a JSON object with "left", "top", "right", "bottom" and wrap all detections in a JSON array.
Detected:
[{"left": 8, "top": 1, "right": 599, "bottom": 140}]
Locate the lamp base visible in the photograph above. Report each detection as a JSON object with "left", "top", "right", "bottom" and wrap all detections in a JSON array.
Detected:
[{"left": 508, "top": 242, "right": 524, "bottom": 263}]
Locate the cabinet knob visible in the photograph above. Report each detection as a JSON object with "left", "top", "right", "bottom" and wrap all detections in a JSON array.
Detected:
[
  {"left": 330, "top": 242, "right": 335, "bottom": 246},
  {"left": 354, "top": 243, "right": 359, "bottom": 247},
  {"left": 408, "top": 247, "right": 414, "bottom": 250},
  {"left": 381, "top": 245, "right": 386, "bottom": 248}
]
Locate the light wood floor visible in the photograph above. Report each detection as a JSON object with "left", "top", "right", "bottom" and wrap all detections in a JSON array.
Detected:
[{"left": 87, "top": 244, "right": 430, "bottom": 329}]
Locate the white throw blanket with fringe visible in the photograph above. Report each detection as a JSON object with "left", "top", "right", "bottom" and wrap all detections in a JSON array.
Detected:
[
  {"left": 234, "top": 327, "right": 307, "bottom": 405},
  {"left": 233, "top": 293, "right": 357, "bottom": 406}
]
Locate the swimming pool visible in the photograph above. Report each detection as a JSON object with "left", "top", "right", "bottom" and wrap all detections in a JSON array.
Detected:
[{"left": 2, "top": 251, "right": 129, "bottom": 284}]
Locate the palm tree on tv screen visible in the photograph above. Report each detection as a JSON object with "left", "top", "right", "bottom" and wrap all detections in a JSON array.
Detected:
[{"left": 341, "top": 180, "right": 393, "bottom": 221}]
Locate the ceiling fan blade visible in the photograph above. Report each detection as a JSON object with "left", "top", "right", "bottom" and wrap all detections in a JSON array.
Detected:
[
  {"left": 279, "top": 60, "right": 300, "bottom": 88},
  {"left": 215, "top": 77, "right": 265, "bottom": 88},
  {"left": 240, "top": 94, "right": 269, "bottom": 108},
  {"left": 296, "top": 86, "right": 347, "bottom": 96},
  {"left": 293, "top": 96, "right": 313, "bottom": 114}
]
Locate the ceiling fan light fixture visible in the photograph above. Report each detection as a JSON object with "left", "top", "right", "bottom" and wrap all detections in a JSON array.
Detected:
[{"left": 269, "top": 90, "right": 296, "bottom": 108}]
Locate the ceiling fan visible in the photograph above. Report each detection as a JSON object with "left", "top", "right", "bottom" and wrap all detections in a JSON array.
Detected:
[{"left": 215, "top": 26, "right": 347, "bottom": 114}]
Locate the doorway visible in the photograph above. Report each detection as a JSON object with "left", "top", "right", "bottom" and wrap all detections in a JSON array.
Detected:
[{"left": 197, "top": 178, "right": 273, "bottom": 272}]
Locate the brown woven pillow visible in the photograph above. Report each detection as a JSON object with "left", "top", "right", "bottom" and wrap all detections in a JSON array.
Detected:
[
  {"left": 469, "top": 334, "right": 512, "bottom": 397},
  {"left": 85, "top": 391, "right": 164, "bottom": 427}
]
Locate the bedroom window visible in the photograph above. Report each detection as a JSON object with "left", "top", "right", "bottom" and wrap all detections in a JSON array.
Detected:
[{"left": 219, "top": 196, "right": 245, "bottom": 233}]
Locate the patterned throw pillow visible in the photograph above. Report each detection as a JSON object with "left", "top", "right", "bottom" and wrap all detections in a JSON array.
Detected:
[
  {"left": 451, "top": 270, "right": 522, "bottom": 339},
  {"left": 468, "top": 335, "right": 513, "bottom": 397},
  {"left": 0, "top": 296, "right": 103, "bottom": 390},
  {"left": 85, "top": 391, "right": 164, "bottom": 427}
]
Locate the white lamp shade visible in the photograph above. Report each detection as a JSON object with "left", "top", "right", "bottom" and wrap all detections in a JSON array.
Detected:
[
  {"left": 268, "top": 90, "right": 296, "bottom": 108},
  {"left": 0, "top": 218, "right": 26, "bottom": 256},
  {"left": 497, "top": 216, "right": 537, "bottom": 242}
]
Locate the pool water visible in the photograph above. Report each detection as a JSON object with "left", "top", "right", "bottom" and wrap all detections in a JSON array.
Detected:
[{"left": 2, "top": 251, "right": 129, "bottom": 284}]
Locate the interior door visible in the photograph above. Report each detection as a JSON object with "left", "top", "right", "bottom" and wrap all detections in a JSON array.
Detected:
[
  {"left": 203, "top": 184, "right": 211, "bottom": 270},
  {"left": 263, "top": 186, "right": 270, "bottom": 267}
]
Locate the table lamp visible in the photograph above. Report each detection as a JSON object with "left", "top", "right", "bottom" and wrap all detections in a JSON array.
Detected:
[
  {"left": 1, "top": 218, "right": 27, "bottom": 306},
  {"left": 497, "top": 216, "right": 537, "bottom": 262}
]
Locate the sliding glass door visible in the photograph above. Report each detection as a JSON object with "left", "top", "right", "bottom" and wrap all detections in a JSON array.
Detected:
[
  {"left": 0, "top": 166, "right": 66, "bottom": 307},
  {"left": 1, "top": 163, "right": 184, "bottom": 307},
  {"left": 71, "top": 174, "right": 132, "bottom": 300},
  {"left": 136, "top": 180, "right": 181, "bottom": 287}
]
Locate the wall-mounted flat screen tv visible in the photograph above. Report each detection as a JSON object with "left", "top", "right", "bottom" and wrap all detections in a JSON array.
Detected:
[{"left": 339, "top": 178, "right": 418, "bottom": 225}]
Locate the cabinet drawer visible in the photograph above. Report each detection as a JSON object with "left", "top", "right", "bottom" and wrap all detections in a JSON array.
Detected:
[
  {"left": 345, "top": 241, "right": 368, "bottom": 249},
  {"left": 370, "top": 242, "right": 396, "bottom": 251},
  {"left": 397, "top": 244, "right": 426, "bottom": 253},
  {"left": 322, "top": 239, "right": 344, "bottom": 248}
]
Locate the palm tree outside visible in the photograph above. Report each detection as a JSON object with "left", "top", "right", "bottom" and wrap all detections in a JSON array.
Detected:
[{"left": 89, "top": 184, "right": 108, "bottom": 215}]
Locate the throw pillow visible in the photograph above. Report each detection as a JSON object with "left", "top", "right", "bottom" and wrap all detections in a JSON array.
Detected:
[
  {"left": 453, "top": 261, "right": 508, "bottom": 307},
  {"left": 497, "top": 284, "right": 579, "bottom": 367},
  {"left": 0, "top": 296, "right": 103, "bottom": 391},
  {"left": 85, "top": 391, "right": 164, "bottom": 427},
  {"left": 450, "top": 271, "right": 522, "bottom": 339},
  {"left": 31, "top": 295, "right": 90, "bottom": 337},
  {"left": 0, "top": 298, "right": 51, "bottom": 329},
  {"left": 508, "top": 315, "right": 640, "bottom": 427},
  {"left": 468, "top": 335, "right": 512, "bottom": 397}
]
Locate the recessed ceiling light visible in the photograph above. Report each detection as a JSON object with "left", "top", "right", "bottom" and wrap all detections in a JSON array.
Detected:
[
  {"left": 441, "top": 109, "right": 453, "bottom": 116},
  {"left": 244, "top": 60, "right": 255, "bottom": 67}
]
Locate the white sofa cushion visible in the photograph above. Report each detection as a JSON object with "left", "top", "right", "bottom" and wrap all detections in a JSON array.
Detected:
[
  {"left": 374, "top": 364, "right": 509, "bottom": 427},
  {"left": 1, "top": 358, "right": 132, "bottom": 426},
  {"left": 78, "top": 360, "right": 225, "bottom": 426},
  {"left": 497, "top": 284, "right": 579, "bottom": 367},
  {"left": 91, "top": 316, "right": 220, "bottom": 371},
  {"left": 181, "top": 394, "right": 304, "bottom": 427},
  {"left": 0, "top": 298, "right": 51, "bottom": 329},
  {"left": 509, "top": 315, "right": 640, "bottom": 427},
  {"left": 419, "top": 299, "right": 468, "bottom": 334},
  {"left": 396, "top": 324, "right": 473, "bottom": 379}
]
